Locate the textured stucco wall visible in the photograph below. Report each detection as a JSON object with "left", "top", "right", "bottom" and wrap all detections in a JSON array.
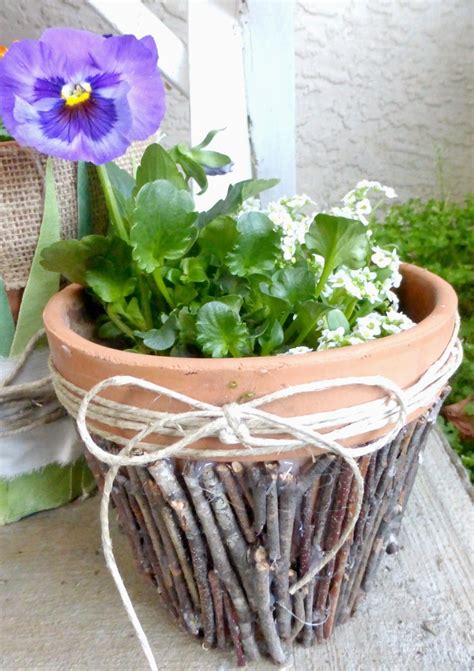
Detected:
[
  {"left": 1, "top": 0, "right": 472, "bottom": 204},
  {"left": 295, "top": 0, "right": 474, "bottom": 205}
]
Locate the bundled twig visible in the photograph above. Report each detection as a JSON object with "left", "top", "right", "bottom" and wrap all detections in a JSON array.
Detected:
[
  {"left": 149, "top": 460, "right": 215, "bottom": 646},
  {"left": 91, "top": 407, "right": 440, "bottom": 664}
]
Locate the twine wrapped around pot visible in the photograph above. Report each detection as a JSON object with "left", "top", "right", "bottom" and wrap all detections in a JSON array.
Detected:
[
  {"left": 49, "top": 317, "right": 462, "bottom": 669},
  {"left": 0, "top": 139, "right": 152, "bottom": 291},
  {"left": 0, "top": 330, "right": 64, "bottom": 439}
]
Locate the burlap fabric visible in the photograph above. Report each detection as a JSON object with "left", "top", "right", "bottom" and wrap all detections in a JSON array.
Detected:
[{"left": 0, "top": 139, "right": 152, "bottom": 290}]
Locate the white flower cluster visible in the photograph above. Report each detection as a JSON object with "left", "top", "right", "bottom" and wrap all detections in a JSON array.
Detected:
[
  {"left": 266, "top": 194, "right": 317, "bottom": 261},
  {"left": 317, "top": 309, "right": 414, "bottom": 351},
  {"left": 320, "top": 241, "right": 402, "bottom": 309},
  {"left": 280, "top": 345, "right": 314, "bottom": 356},
  {"left": 238, "top": 179, "right": 413, "bottom": 353},
  {"left": 334, "top": 180, "right": 397, "bottom": 226}
]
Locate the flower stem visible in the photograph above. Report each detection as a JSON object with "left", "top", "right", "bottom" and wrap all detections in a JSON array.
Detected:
[
  {"left": 314, "top": 260, "right": 333, "bottom": 300},
  {"left": 153, "top": 268, "right": 174, "bottom": 309},
  {"left": 290, "top": 317, "right": 319, "bottom": 348},
  {"left": 96, "top": 164, "right": 128, "bottom": 242},
  {"left": 106, "top": 306, "right": 135, "bottom": 340},
  {"left": 138, "top": 274, "right": 153, "bottom": 330}
]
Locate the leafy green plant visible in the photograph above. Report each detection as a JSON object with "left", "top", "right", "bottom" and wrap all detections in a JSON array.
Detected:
[
  {"left": 41, "top": 139, "right": 408, "bottom": 359},
  {"left": 373, "top": 196, "right": 474, "bottom": 479}
]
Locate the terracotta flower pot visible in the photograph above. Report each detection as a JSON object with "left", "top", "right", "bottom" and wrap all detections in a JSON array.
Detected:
[{"left": 42, "top": 263, "right": 459, "bottom": 664}]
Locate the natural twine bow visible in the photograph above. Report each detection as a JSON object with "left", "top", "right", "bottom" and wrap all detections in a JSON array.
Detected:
[{"left": 49, "top": 316, "right": 462, "bottom": 671}]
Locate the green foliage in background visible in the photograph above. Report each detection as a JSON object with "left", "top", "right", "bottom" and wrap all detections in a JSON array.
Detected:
[{"left": 373, "top": 196, "right": 474, "bottom": 479}]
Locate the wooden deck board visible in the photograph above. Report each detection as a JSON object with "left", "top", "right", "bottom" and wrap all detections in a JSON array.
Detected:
[{"left": 1, "top": 429, "right": 472, "bottom": 670}]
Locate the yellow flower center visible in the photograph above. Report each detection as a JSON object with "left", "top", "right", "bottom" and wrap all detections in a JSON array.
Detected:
[{"left": 61, "top": 82, "right": 92, "bottom": 107}]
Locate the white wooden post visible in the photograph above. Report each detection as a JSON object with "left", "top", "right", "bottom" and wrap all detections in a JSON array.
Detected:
[
  {"left": 87, "top": 0, "right": 189, "bottom": 95},
  {"left": 87, "top": 0, "right": 297, "bottom": 207},
  {"left": 241, "top": 0, "right": 296, "bottom": 203},
  {"left": 187, "top": 0, "right": 253, "bottom": 209}
]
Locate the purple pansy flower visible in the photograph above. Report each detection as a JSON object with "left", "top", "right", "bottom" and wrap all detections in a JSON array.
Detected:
[{"left": 0, "top": 28, "right": 165, "bottom": 164}]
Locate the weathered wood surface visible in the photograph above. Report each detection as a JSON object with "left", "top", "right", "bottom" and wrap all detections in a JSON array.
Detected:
[{"left": 1, "top": 429, "right": 472, "bottom": 670}]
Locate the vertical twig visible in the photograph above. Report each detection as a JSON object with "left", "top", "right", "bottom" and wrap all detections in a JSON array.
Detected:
[
  {"left": 253, "top": 547, "right": 287, "bottom": 664},
  {"left": 208, "top": 570, "right": 226, "bottom": 651},
  {"left": 275, "top": 471, "right": 298, "bottom": 639},
  {"left": 216, "top": 464, "right": 256, "bottom": 544},
  {"left": 265, "top": 463, "right": 281, "bottom": 562},
  {"left": 149, "top": 461, "right": 215, "bottom": 647}
]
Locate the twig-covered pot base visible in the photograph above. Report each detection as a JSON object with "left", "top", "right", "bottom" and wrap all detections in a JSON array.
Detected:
[{"left": 86, "top": 399, "right": 443, "bottom": 666}]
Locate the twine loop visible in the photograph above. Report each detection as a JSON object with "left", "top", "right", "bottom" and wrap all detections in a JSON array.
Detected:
[
  {"left": 0, "top": 329, "right": 66, "bottom": 438},
  {"left": 49, "top": 316, "right": 462, "bottom": 671}
]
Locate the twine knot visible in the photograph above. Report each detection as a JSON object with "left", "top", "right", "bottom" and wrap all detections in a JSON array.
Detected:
[{"left": 220, "top": 403, "right": 251, "bottom": 445}]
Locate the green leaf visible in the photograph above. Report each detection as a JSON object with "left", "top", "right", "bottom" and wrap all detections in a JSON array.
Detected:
[
  {"left": 174, "top": 150, "right": 208, "bottom": 193},
  {"left": 258, "top": 320, "right": 284, "bottom": 356},
  {"left": 85, "top": 238, "right": 136, "bottom": 303},
  {"left": 136, "top": 314, "right": 178, "bottom": 351},
  {"left": 326, "top": 308, "right": 350, "bottom": 333},
  {"left": 198, "top": 216, "right": 238, "bottom": 263},
  {"left": 270, "top": 265, "right": 315, "bottom": 306},
  {"left": 77, "top": 161, "right": 93, "bottom": 238},
  {"left": 196, "top": 301, "right": 251, "bottom": 358},
  {"left": 306, "top": 214, "right": 369, "bottom": 273},
  {"left": 217, "top": 294, "right": 243, "bottom": 313},
  {"left": 97, "top": 320, "right": 122, "bottom": 340},
  {"left": 286, "top": 300, "right": 329, "bottom": 348},
  {"left": 181, "top": 257, "right": 208, "bottom": 283},
  {"left": 174, "top": 284, "right": 198, "bottom": 306},
  {"left": 131, "top": 180, "right": 198, "bottom": 272},
  {"left": 103, "top": 161, "right": 135, "bottom": 223},
  {"left": 134, "top": 144, "right": 187, "bottom": 194},
  {"left": 195, "top": 128, "right": 224, "bottom": 149},
  {"left": 10, "top": 158, "right": 60, "bottom": 356},
  {"left": 176, "top": 307, "right": 197, "bottom": 344},
  {"left": 42, "top": 236, "right": 116, "bottom": 285},
  {"left": 227, "top": 212, "right": 280, "bottom": 277},
  {"left": 187, "top": 148, "right": 231, "bottom": 169},
  {"left": 0, "top": 276, "right": 15, "bottom": 357},
  {"left": 105, "top": 161, "right": 134, "bottom": 201},
  {"left": 197, "top": 178, "right": 279, "bottom": 228},
  {"left": 257, "top": 283, "right": 290, "bottom": 320}
]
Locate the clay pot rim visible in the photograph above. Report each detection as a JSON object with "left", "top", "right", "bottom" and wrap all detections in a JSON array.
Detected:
[{"left": 43, "top": 263, "right": 458, "bottom": 373}]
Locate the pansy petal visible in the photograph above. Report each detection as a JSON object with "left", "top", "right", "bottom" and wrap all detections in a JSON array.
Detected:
[
  {"left": 92, "top": 34, "right": 165, "bottom": 140},
  {"left": 0, "top": 40, "right": 67, "bottom": 130},
  {"left": 125, "top": 73, "right": 166, "bottom": 140},
  {"left": 41, "top": 28, "right": 105, "bottom": 75},
  {"left": 12, "top": 91, "right": 132, "bottom": 164},
  {"left": 93, "top": 34, "right": 158, "bottom": 76},
  {"left": 139, "top": 35, "right": 158, "bottom": 62}
]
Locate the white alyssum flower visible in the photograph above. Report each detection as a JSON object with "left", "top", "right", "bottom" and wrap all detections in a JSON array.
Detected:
[
  {"left": 371, "top": 245, "right": 400, "bottom": 270},
  {"left": 380, "top": 309, "right": 415, "bottom": 334},
  {"left": 323, "top": 266, "right": 381, "bottom": 304},
  {"left": 353, "top": 313, "right": 383, "bottom": 339},
  {"left": 280, "top": 345, "right": 314, "bottom": 355},
  {"left": 333, "top": 180, "right": 398, "bottom": 226},
  {"left": 317, "top": 326, "right": 348, "bottom": 350},
  {"left": 239, "top": 196, "right": 260, "bottom": 213},
  {"left": 266, "top": 194, "right": 318, "bottom": 262}
]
